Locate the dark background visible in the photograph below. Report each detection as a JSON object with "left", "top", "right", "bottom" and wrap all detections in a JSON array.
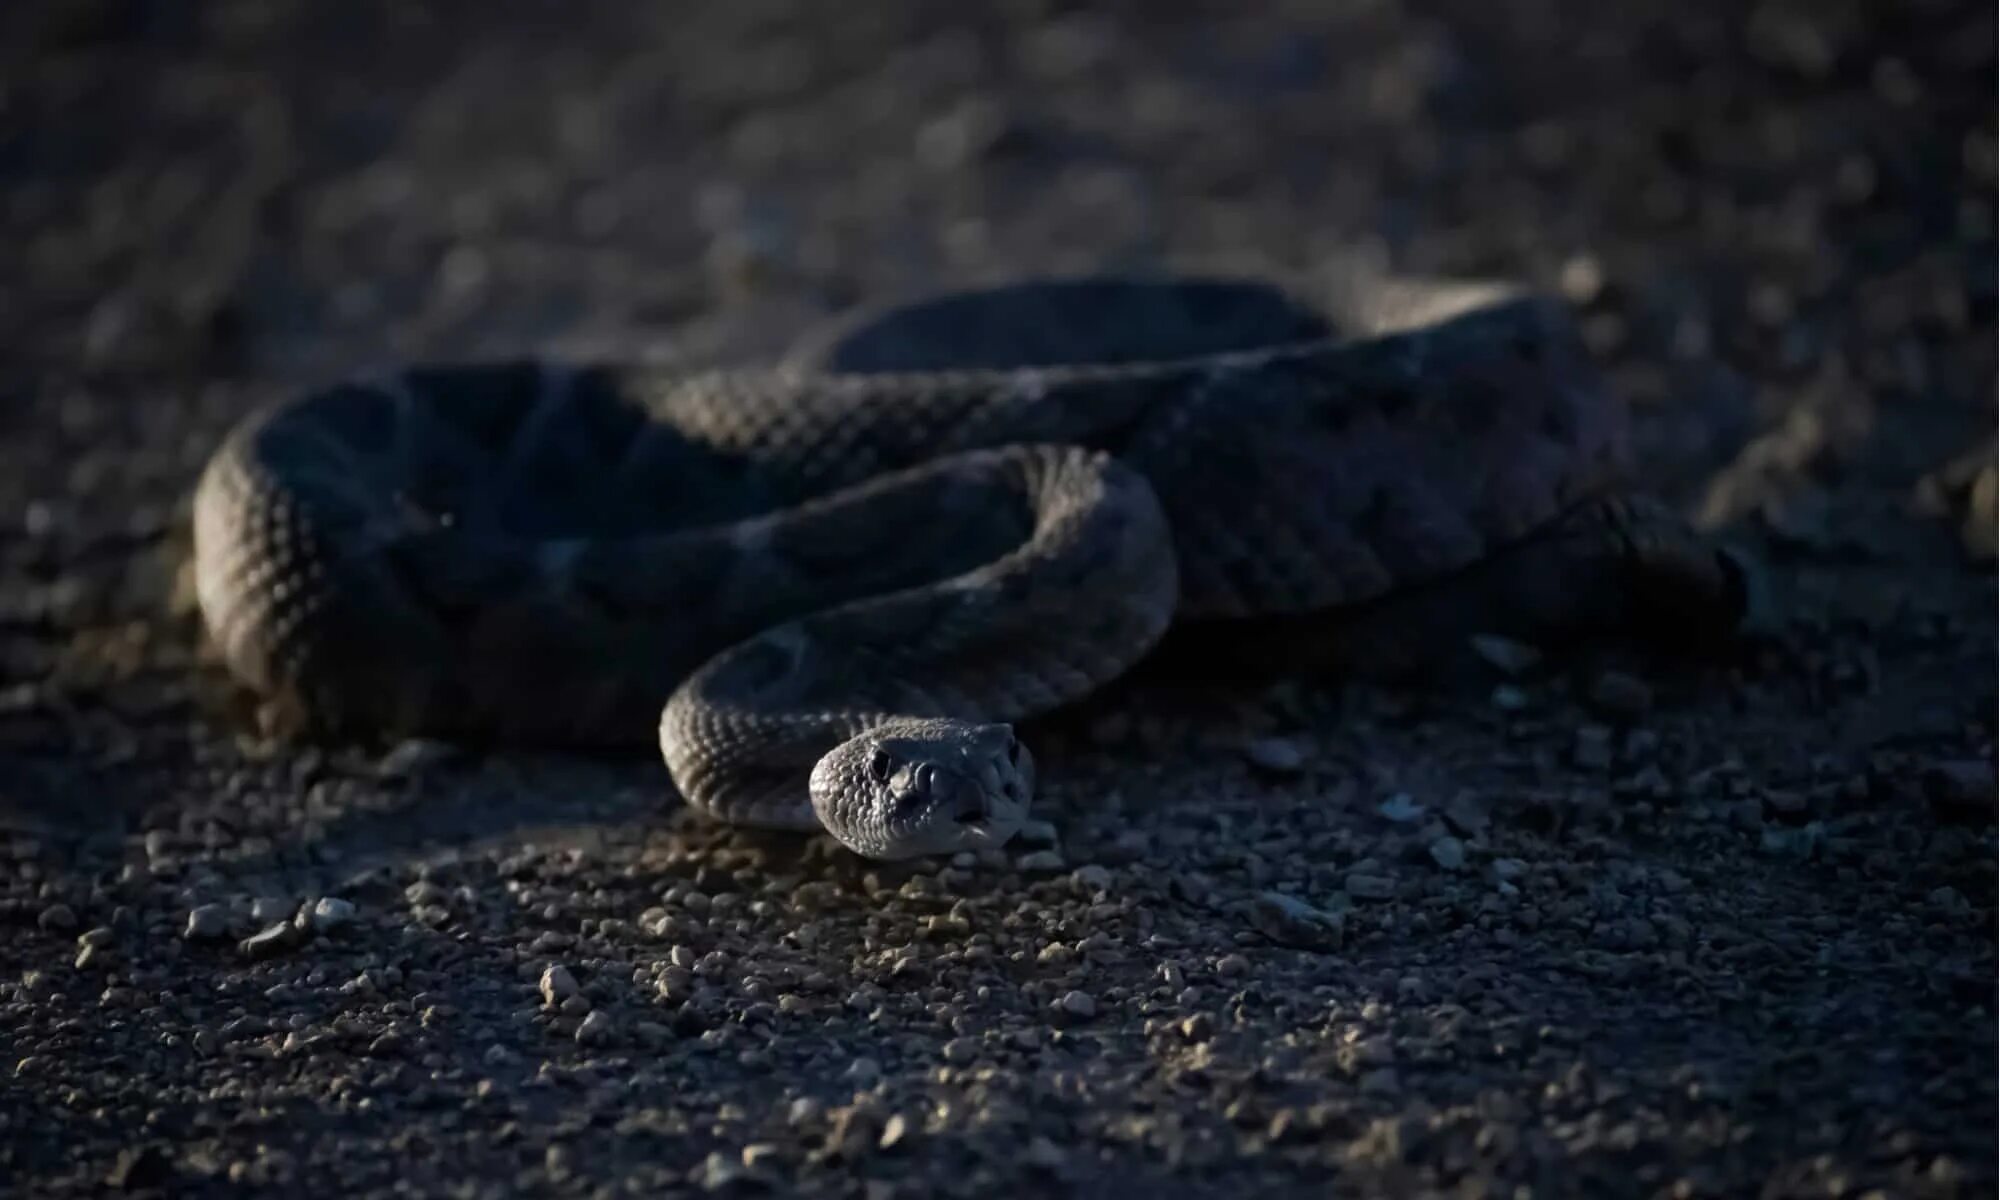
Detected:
[{"left": 1, "top": 2, "right": 1994, "bottom": 1197}]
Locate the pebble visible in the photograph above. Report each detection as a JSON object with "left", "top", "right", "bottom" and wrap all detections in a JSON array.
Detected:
[
  {"left": 250, "top": 897, "right": 288, "bottom": 924},
  {"left": 1927, "top": 886, "right": 1969, "bottom": 914},
  {"left": 1428, "top": 836, "right": 1467, "bottom": 871},
  {"left": 1490, "top": 684, "right": 1531, "bottom": 711},
  {"left": 878, "top": 1113, "right": 911, "bottom": 1149},
  {"left": 184, "top": 904, "right": 230, "bottom": 941},
  {"left": 941, "top": 1037, "right": 979, "bottom": 1064},
  {"left": 106, "top": 1144, "right": 172, "bottom": 1190},
  {"left": 1098, "top": 830, "right": 1150, "bottom": 863},
  {"left": 1344, "top": 872, "right": 1396, "bottom": 901},
  {"left": 1559, "top": 253, "right": 1604, "bottom": 302},
  {"left": 1016, "top": 850, "right": 1067, "bottom": 873},
  {"left": 375, "top": 738, "right": 461, "bottom": 778},
  {"left": 1243, "top": 736, "right": 1306, "bottom": 773},
  {"left": 1024, "top": 1136, "right": 1065, "bottom": 1170},
  {"left": 540, "top": 965, "right": 579, "bottom": 1008},
  {"left": 574, "top": 1011, "right": 613, "bottom": 1045},
  {"left": 1443, "top": 793, "right": 1491, "bottom": 835},
  {"left": 1588, "top": 671, "right": 1653, "bottom": 718},
  {"left": 1070, "top": 864, "right": 1113, "bottom": 892},
  {"left": 1252, "top": 891, "right": 1345, "bottom": 949},
  {"left": 1572, "top": 725, "right": 1615, "bottom": 770},
  {"left": 37, "top": 903, "right": 76, "bottom": 932},
  {"left": 1763, "top": 789, "right": 1810, "bottom": 820},
  {"left": 1347, "top": 1035, "right": 1395, "bottom": 1066},
  {"left": 1470, "top": 634, "right": 1543, "bottom": 675},
  {"left": 309, "top": 897, "right": 355, "bottom": 933},
  {"left": 1055, "top": 990, "right": 1097, "bottom": 1020},
  {"left": 239, "top": 922, "right": 296, "bottom": 960},
  {"left": 1376, "top": 793, "right": 1425, "bottom": 823},
  {"left": 1729, "top": 798, "right": 1766, "bottom": 831},
  {"left": 633, "top": 1021, "right": 672, "bottom": 1048},
  {"left": 692, "top": 1151, "right": 749, "bottom": 1191},
  {"left": 1013, "top": 819, "right": 1060, "bottom": 847},
  {"left": 405, "top": 880, "right": 448, "bottom": 907},
  {"left": 843, "top": 1057, "right": 881, "bottom": 1085},
  {"left": 1761, "top": 824, "right": 1822, "bottom": 861}
]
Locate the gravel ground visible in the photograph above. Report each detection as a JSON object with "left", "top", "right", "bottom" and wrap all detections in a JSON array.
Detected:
[{"left": 2, "top": 2, "right": 1995, "bottom": 1196}]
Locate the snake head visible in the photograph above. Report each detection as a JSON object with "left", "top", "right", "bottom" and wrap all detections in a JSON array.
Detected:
[{"left": 808, "top": 718, "right": 1034, "bottom": 860}]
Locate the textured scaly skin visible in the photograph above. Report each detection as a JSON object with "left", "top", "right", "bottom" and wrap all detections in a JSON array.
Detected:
[{"left": 190, "top": 278, "right": 1735, "bottom": 835}]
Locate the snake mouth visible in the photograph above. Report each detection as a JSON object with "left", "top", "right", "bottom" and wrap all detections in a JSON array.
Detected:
[{"left": 951, "top": 793, "right": 999, "bottom": 837}]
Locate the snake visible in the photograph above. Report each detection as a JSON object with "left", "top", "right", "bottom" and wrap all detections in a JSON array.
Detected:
[{"left": 191, "top": 275, "right": 1749, "bottom": 860}]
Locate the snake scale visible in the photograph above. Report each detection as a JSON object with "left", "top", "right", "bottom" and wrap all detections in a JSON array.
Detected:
[{"left": 192, "top": 275, "right": 1748, "bottom": 859}]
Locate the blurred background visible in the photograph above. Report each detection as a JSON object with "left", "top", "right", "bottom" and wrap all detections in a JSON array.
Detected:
[{"left": 2, "top": 0, "right": 1993, "bottom": 558}]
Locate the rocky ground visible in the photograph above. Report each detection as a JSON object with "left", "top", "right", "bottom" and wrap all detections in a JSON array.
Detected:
[{"left": 1, "top": 1, "right": 1994, "bottom": 1196}]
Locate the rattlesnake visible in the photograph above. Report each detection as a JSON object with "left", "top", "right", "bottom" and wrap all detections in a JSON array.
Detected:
[{"left": 192, "top": 275, "right": 1747, "bottom": 859}]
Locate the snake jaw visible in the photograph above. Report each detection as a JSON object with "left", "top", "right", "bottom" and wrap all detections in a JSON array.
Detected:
[{"left": 808, "top": 719, "right": 1034, "bottom": 860}]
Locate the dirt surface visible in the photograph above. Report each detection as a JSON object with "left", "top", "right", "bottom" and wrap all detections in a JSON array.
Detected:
[{"left": 2, "top": 2, "right": 1995, "bottom": 1197}]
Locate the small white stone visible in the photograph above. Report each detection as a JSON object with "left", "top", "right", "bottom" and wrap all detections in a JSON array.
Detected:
[
  {"left": 309, "top": 897, "right": 355, "bottom": 932},
  {"left": 539, "top": 964, "right": 578, "bottom": 1008},
  {"left": 941, "top": 1037, "right": 979, "bottom": 1065},
  {"left": 184, "top": 904, "right": 229, "bottom": 942},
  {"left": 574, "top": 1011, "right": 613, "bottom": 1045}
]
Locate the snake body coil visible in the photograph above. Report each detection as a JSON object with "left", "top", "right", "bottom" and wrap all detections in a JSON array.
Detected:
[{"left": 193, "top": 276, "right": 1743, "bottom": 858}]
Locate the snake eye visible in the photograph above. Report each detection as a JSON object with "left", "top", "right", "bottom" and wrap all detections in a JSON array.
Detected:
[{"left": 866, "top": 746, "right": 894, "bottom": 783}]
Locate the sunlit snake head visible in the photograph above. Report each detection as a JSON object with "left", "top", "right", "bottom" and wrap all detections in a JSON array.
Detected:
[{"left": 808, "top": 718, "right": 1034, "bottom": 860}]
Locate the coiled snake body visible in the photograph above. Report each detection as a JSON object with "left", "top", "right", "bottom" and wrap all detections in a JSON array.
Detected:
[{"left": 193, "top": 277, "right": 1745, "bottom": 858}]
